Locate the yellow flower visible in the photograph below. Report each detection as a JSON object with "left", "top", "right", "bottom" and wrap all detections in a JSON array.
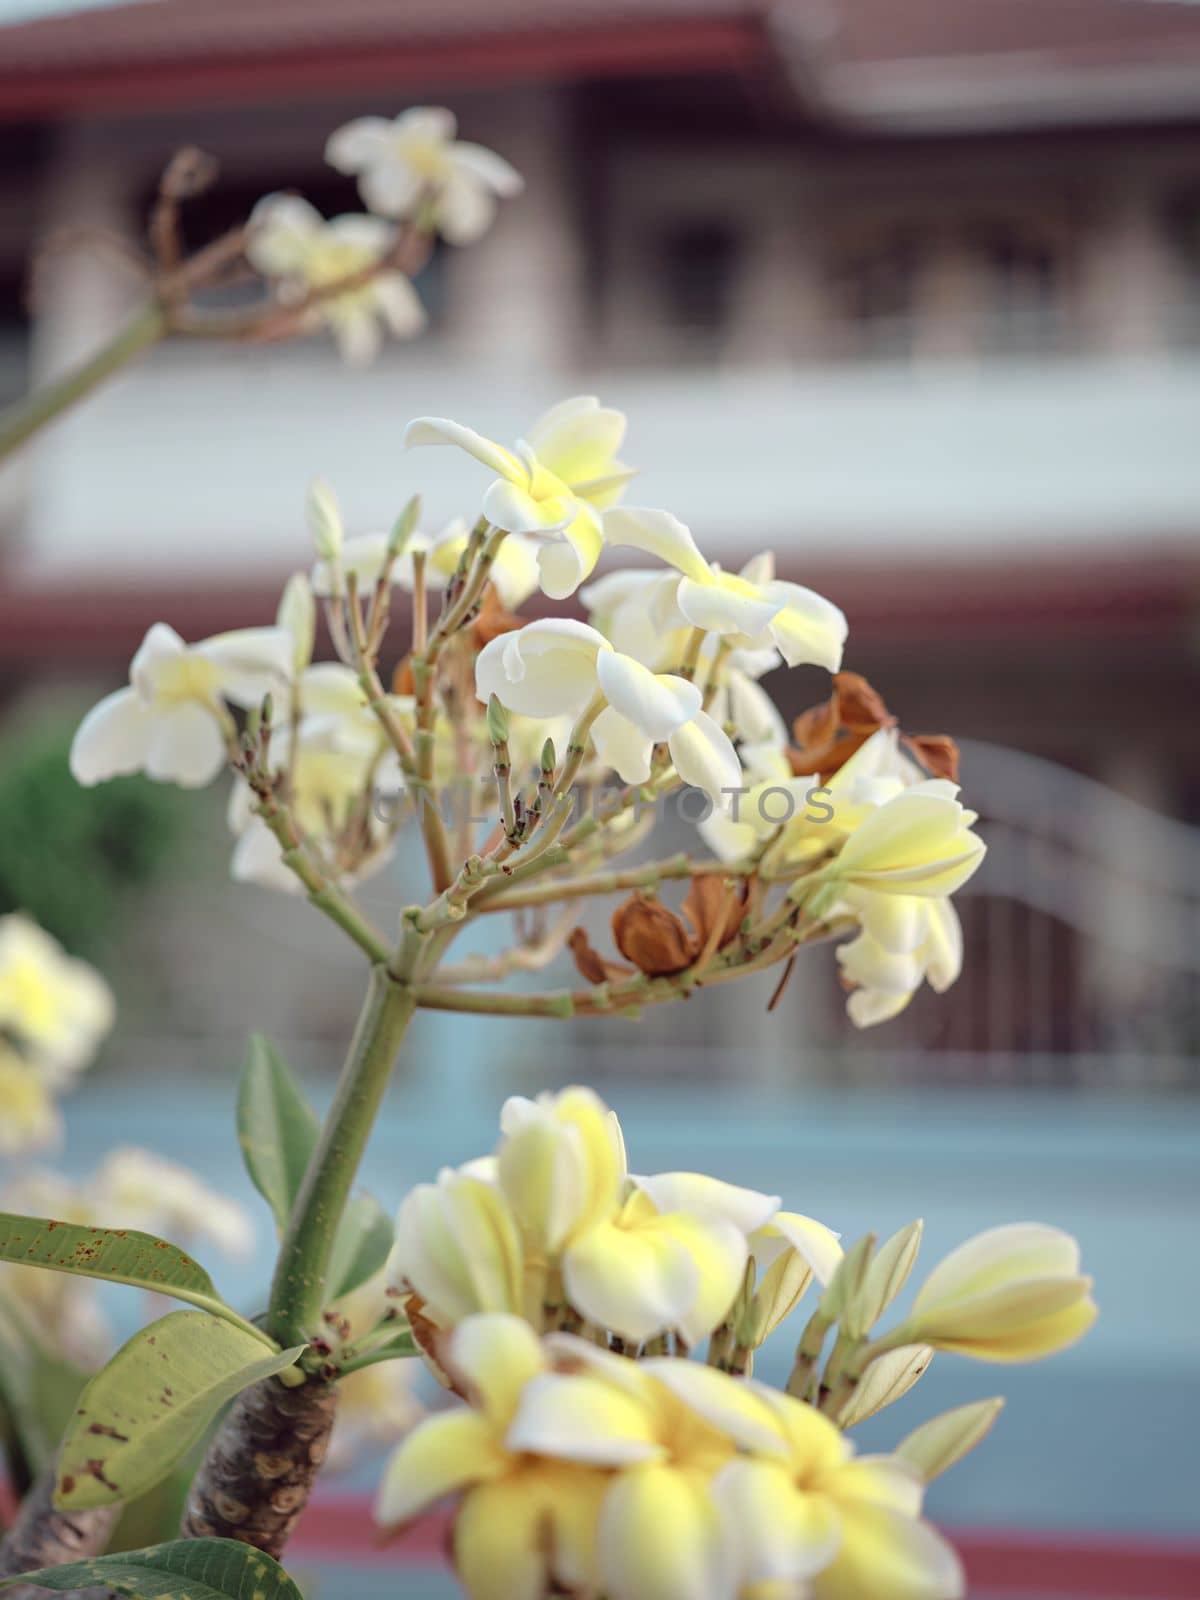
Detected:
[
  {"left": 376, "top": 1314, "right": 607, "bottom": 1600},
  {"left": 901, "top": 1223, "right": 1097, "bottom": 1363},
  {"left": 388, "top": 1165, "right": 526, "bottom": 1329},
  {"left": 497, "top": 1088, "right": 767, "bottom": 1344},
  {"left": 507, "top": 1338, "right": 750, "bottom": 1600},
  {"left": 405, "top": 396, "right": 634, "bottom": 598},
  {"left": 0, "top": 1047, "right": 60, "bottom": 1156},
  {"left": 649, "top": 1365, "right": 963, "bottom": 1600},
  {"left": 0, "top": 915, "right": 114, "bottom": 1079},
  {"left": 826, "top": 784, "right": 985, "bottom": 899}
]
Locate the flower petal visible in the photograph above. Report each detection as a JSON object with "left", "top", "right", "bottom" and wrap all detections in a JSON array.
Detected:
[
  {"left": 813, "top": 1502, "right": 964, "bottom": 1600},
  {"left": 676, "top": 575, "right": 781, "bottom": 638},
  {"left": 536, "top": 508, "right": 605, "bottom": 599},
  {"left": 450, "top": 1313, "right": 547, "bottom": 1424},
  {"left": 375, "top": 1408, "right": 505, "bottom": 1529},
  {"left": 324, "top": 115, "right": 394, "bottom": 173},
  {"left": 642, "top": 1362, "right": 787, "bottom": 1458},
  {"left": 667, "top": 711, "right": 742, "bottom": 808},
  {"left": 506, "top": 1371, "right": 665, "bottom": 1466},
  {"left": 484, "top": 478, "right": 573, "bottom": 537},
  {"left": 764, "top": 581, "right": 849, "bottom": 672},
  {"left": 602, "top": 507, "right": 713, "bottom": 584},
  {"left": 634, "top": 1173, "right": 779, "bottom": 1236},
  {"left": 404, "top": 417, "right": 523, "bottom": 481},
  {"left": 596, "top": 652, "right": 700, "bottom": 740},
  {"left": 439, "top": 169, "right": 498, "bottom": 244},
  {"left": 913, "top": 1224, "right": 1083, "bottom": 1314},
  {"left": 476, "top": 619, "right": 607, "bottom": 719},
  {"left": 714, "top": 1458, "right": 842, "bottom": 1583},
  {"left": 524, "top": 397, "right": 626, "bottom": 490},
  {"left": 197, "top": 626, "right": 295, "bottom": 704},
  {"left": 452, "top": 142, "right": 525, "bottom": 197},
  {"left": 145, "top": 702, "right": 226, "bottom": 787},
  {"left": 69, "top": 687, "right": 156, "bottom": 786},
  {"left": 591, "top": 707, "right": 654, "bottom": 785},
  {"left": 599, "top": 1464, "right": 733, "bottom": 1600},
  {"left": 563, "top": 1217, "right": 698, "bottom": 1343}
]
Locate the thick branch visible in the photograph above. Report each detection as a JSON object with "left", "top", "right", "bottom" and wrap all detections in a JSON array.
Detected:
[{"left": 0, "top": 1462, "right": 120, "bottom": 1599}]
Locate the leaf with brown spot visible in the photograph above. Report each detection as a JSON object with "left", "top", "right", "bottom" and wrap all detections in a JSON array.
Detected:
[
  {"left": 0, "top": 1535, "right": 306, "bottom": 1598},
  {"left": 568, "top": 927, "right": 634, "bottom": 985},
  {"left": 55, "top": 1312, "right": 304, "bottom": 1512},
  {"left": 611, "top": 893, "right": 695, "bottom": 976}
]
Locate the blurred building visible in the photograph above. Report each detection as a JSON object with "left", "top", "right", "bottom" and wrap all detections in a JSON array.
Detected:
[{"left": 0, "top": 0, "right": 1198, "bottom": 1085}]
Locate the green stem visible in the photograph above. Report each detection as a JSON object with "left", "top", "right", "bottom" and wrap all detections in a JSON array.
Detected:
[
  {"left": 266, "top": 966, "right": 416, "bottom": 1346},
  {"left": 0, "top": 302, "right": 167, "bottom": 462}
]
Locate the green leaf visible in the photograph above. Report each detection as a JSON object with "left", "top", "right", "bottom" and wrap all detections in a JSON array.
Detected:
[
  {"left": 0, "top": 1537, "right": 304, "bottom": 1599},
  {"left": 0, "top": 1213, "right": 264, "bottom": 1344},
  {"left": 237, "top": 1032, "right": 393, "bottom": 1302},
  {"left": 55, "top": 1311, "right": 304, "bottom": 1511},
  {"left": 327, "top": 1191, "right": 393, "bottom": 1302},
  {"left": 0, "top": 1296, "right": 90, "bottom": 1488},
  {"left": 237, "top": 1035, "right": 319, "bottom": 1234}
]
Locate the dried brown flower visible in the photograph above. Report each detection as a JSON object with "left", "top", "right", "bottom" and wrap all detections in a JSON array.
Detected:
[{"left": 789, "top": 671, "right": 959, "bottom": 784}]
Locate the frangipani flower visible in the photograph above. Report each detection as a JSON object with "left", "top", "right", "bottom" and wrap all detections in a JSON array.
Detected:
[
  {"left": 507, "top": 1337, "right": 745, "bottom": 1600},
  {"left": 70, "top": 622, "right": 293, "bottom": 789},
  {"left": 828, "top": 784, "right": 985, "bottom": 899},
  {"left": 376, "top": 1314, "right": 606, "bottom": 1600},
  {"left": 0, "top": 1046, "right": 60, "bottom": 1156},
  {"left": 405, "top": 396, "right": 633, "bottom": 598},
  {"left": 901, "top": 1224, "right": 1097, "bottom": 1363},
  {"left": 651, "top": 1368, "right": 963, "bottom": 1600},
  {"left": 0, "top": 914, "right": 114, "bottom": 1079},
  {"left": 603, "top": 509, "right": 848, "bottom": 672},
  {"left": 246, "top": 195, "right": 424, "bottom": 365},
  {"left": 88, "top": 1146, "right": 254, "bottom": 1260},
  {"left": 327, "top": 108, "right": 523, "bottom": 243},
  {"left": 476, "top": 619, "right": 741, "bottom": 807},
  {"left": 389, "top": 1165, "right": 527, "bottom": 1330},
  {"left": 835, "top": 897, "right": 963, "bottom": 1028},
  {"left": 496, "top": 1089, "right": 778, "bottom": 1346}
]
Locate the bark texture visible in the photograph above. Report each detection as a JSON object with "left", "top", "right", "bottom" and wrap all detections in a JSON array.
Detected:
[
  {"left": 180, "top": 1374, "right": 337, "bottom": 1558},
  {"left": 0, "top": 1462, "right": 120, "bottom": 1599}
]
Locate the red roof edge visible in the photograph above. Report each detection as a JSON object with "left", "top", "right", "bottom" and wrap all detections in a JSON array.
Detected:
[{"left": 0, "top": 17, "right": 769, "bottom": 122}]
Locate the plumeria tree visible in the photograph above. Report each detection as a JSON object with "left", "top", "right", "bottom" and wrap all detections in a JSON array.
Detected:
[{"left": 0, "top": 105, "right": 1097, "bottom": 1600}]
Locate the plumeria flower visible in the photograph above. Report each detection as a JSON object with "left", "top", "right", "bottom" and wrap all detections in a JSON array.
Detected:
[
  {"left": 497, "top": 1088, "right": 775, "bottom": 1346},
  {"left": 389, "top": 1164, "right": 527, "bottom": 1330},
  {"left": 246, "top": 194, "right": 424, "bottom": 365},
  {"left": 476, "top": 619, "right": 741, "bottom": 808},
  {"left": 376, "top": 1314, "right": 607, "bottom": 1600},
  {"left": 647, "top": 1366, "right": 964, "bottom": 1599},
  {"left": 311, "top": 519, "right": 541, "bottom": 612},
  {"left": 899, "top": 1224, "right": 1097, "bottom": 1363},
  {"left": 70, "top": 622, "right": 293, "bottom": 789},
  {"left": 603, "top": 508, "right": 848, "bottom": 671},
  {"left": 88, "top": 1147, "right": 254, "bottom": 1260},
  {"left": 506, "top": 1335, "right": 746, "bottom": 1600},
  {"left": 835, "top": 898, "right": 963, "bottom": 1028},
  {"left": 326, "top": 107, "right": 523, "bottom": 243},
  {"left": 276, "top": 571, "right": 316, "bottom": 677},
  {"left": 0, "top": 1046, "right": 60, "bottom": 1156},
  {"left": 0, "top": 914, "right": 114, "bottom": 1080},
  {"left": 405, "top": 396, "right": 634, "bottom": 598}
]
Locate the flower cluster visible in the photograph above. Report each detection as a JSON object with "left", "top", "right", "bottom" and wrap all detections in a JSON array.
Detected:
[
  {"left": 247, "top": 107, "right": 522, "bottom": 363},
  {"left": 68, "top": 389, "right": 986, "bottom": 1031},
  {"left": 0, "top": 914, "right": 114, "bottom": 1156},
  {"left": 376, "top": 1087, "right": 1096, "bottom": 1600}
]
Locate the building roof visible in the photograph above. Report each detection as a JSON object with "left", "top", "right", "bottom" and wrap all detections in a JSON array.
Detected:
[{"left": 4, "top": 0, "right": 1200, "bottom": 127}]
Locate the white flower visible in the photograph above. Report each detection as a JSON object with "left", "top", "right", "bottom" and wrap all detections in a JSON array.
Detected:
[
  {"left": 70, "top": 622, "right": 293, "bottom": 789},
  {"left": 88, "top": 1147, "right": 254, "bottom": 1260},
  {"left": 602, "top": 509, "right": 848, "bottom": 671},
  {"left": 475, "top": 618, "right": 741, "bottom": 807},
  {"left": 404, "top": 396, "right": 634, "bottom": 599},
  {"left": 0, "top": 914, "right": 114, "bottom": 1079},
  {"left": 310, "top": 519, "right": 540, "bottom": 612},
  {"left": 246, "top": 195, "right": 425, "bottom": 365},
  {"left": 326, "top": 107, "right": 523, "bottom": 243},
  {"left": 277, "top": 572, "right": 316, "bottom": 675},
  {"left": 835, "top": 897, "right": 964, "bottom": 1028}
]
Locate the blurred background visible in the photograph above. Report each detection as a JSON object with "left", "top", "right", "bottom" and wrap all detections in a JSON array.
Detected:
[{"left": 1, "top": 1, "right": 1199, "bottom": 1595}]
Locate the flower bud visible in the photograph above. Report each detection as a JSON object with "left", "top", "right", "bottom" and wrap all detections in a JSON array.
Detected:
[
  {"left": 388, "top": 494, "right": 422, "bottom": 561},
  {"left": 486, "top": 694, "right": 509, "bottom": 747},
  {"left": 307, "top": 477, "right": 344, "bottom": 563},
  {"left": 276, "top": 571, "right": 316, "bottom": 674},
  {"left": 896, "top": 1397, "right": 1005, "bottom": 1482},
  {"left": 540, "top": 738, "right": 556, "bottom": 775},
  {"left": 845, "top": 1219, "right": 923, "bottom": 1338},
  {"left": 901, "top": 1223, "right": 1096, "bottom": 1362},
  {"left": 838, "top": 1343, "right": 933, "bottom": 1426},
  {"left": 820, "top": 1231, "right": 875, "bottom": 1326}
]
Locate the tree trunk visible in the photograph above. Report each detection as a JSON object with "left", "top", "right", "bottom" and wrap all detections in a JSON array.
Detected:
[
  {"left": 180, "top": 1374, "right": 337, "bottom": 1559},
  {"left": 0, "top": 1462, "right": 120, "bottom": 1599}
]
